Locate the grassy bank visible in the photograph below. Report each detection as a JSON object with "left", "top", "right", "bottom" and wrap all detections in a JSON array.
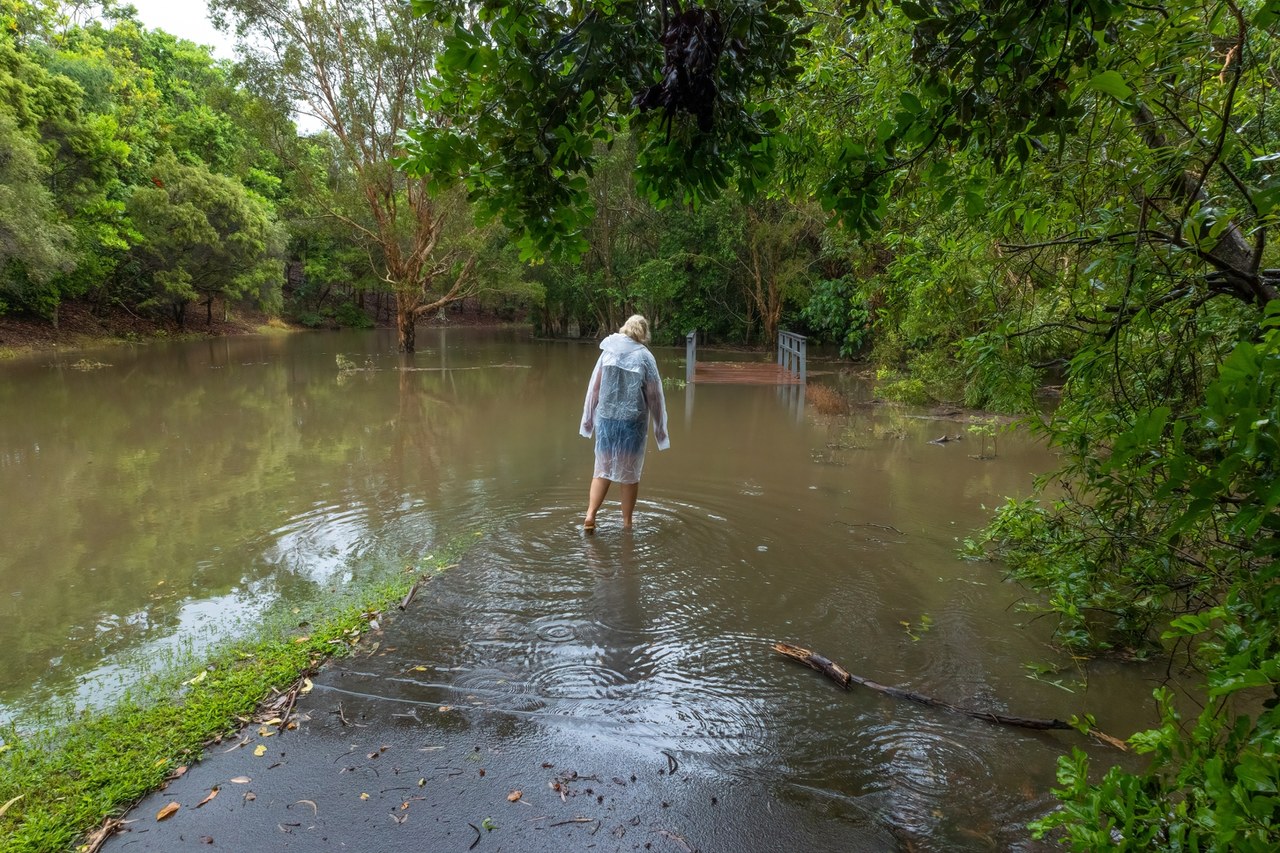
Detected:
[{"left": 0, "top": 541, "right": 471, "bottom": 853}]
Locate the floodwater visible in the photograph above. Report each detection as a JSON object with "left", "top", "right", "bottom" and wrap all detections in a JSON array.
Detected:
[{"left": 1, "top": 327, "right": 1160, "bottom": 848}]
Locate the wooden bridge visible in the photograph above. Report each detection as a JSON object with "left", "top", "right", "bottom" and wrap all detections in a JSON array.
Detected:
[{"left": 685, "top": 330, "right": 806, "bottom": 385}]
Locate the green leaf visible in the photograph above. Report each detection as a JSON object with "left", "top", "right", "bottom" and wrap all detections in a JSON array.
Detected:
[
  {"left": 898, "top": 2, "right": 931, "bottom": 23},
  {"left": 1087, "top": 71, "right": 1132, "bottom": 101}
]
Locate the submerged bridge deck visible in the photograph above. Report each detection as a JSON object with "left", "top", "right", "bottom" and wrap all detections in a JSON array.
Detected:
[
  {"left": 686, "top": 330, "right": 806, "bottom": 385},
  {"left": 692, "top": 361, "right": 803, "bottom": 384}
]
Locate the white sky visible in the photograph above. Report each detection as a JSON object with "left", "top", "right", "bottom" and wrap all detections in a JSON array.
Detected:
[{"left": 123, "top": 0, "right": 235, "bottom": 60}]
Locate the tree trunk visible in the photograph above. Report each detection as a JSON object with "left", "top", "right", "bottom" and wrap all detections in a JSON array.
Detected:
[
  {"left": 396, "top": 294, "right": 417, "bottom": 353},
  {"left": 1133, "top": 104, "right": 1274, "bottom": 305},
  {"left": 206, "top": 296, "right": 214, "bottom": 328}
]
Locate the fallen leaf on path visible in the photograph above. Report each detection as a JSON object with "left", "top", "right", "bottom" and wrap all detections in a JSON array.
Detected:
[
  {"left": 417, "top": 778, "right": 426, "bottom": 787},
  {"left": 300, "top": 678, "right": 314, "bottom": 694},
  {"left": 156, "top": 802, "right": 180, "bottom": 821},
  {"left": 229, "top": 776, "right": 251, "bottom": 784},
  {"left": 222, "top": 737, "right": 251, "bottom": 753},
  {"left": 360, "top": 792, "right": 370, "bottom": 801},
  {"left": 507, "top": 790, "right": 522, "bottom": 802},
  {"left": 243, "top": 792, "right": 256, "bottom": 803},
  {"left": 253, "top": 745, "right": 267, "bottom": 757},
  {"left": 294, "top": 799, "right": 318, "bottom": 816},
  {"left": 195, "top": 788, "right": 219, "bottom": 808},
  {"left": 166, "top": 766, "right": 188, "bottom": 781}
]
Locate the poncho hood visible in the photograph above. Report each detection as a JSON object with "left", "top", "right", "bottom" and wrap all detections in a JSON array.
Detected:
[{"left": 599, "top": 333, "right": 647, "bottom": 355}]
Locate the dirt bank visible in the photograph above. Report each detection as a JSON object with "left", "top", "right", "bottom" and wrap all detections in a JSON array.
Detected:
[{"left": 0, "top": 300, "right": 292, "bottom": 357}]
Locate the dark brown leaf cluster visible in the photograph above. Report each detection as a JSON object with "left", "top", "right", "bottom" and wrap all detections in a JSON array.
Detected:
[{"left": 632, "top": 7, "right": 726, "bottom": 133}]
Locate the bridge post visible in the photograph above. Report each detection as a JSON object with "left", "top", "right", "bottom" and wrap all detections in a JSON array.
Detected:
[{"left": 686, "top": 330, "right": 697, "bottom": 383}]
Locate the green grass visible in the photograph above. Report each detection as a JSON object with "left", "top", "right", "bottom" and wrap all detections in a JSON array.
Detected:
[{"left": 0, "top": 542, "right": 470, "bottom": 853}]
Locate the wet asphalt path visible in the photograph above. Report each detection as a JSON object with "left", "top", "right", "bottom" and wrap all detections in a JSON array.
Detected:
[{"left": 100, "top": 545, "right": 892, "bottom": 853}]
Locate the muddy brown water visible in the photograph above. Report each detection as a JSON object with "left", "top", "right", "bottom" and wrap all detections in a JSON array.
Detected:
[{"left": 2, "top": 327, "right": 1161, "bottom": 848}]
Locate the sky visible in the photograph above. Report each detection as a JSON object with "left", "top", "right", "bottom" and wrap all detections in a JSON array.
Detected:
[{"left": 123, "top": 0, "right": 236, "bottom": 61}]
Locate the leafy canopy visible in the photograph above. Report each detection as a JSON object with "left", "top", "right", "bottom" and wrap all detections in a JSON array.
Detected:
[{"left": 403, "top": 0, "right": 809, "bottom": 260}]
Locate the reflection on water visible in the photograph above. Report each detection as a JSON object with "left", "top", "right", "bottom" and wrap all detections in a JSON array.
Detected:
[{"left": 1, "top": 328, "right": 1160, "bottom": 849}]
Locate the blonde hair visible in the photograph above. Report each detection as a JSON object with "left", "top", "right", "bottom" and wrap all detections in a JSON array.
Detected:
[{"left": 619, "top": 314, "right": 650, "bottom": 344}]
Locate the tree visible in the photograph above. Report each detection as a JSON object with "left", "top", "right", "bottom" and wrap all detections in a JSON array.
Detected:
[
  {"left": 126, "top": 154, "right": 283, "bottom": 328},
  {"left": 211, "top": 0, "right": 483, "bottom": 352},
  {"left": 0, "top": 111, "right": 76, "bottom": 310},
  {"left": 0, "top": 22, "right": 115, "bottom": 319},
  {"left": 0, "top": 2, "right": 297, "bottom": 324}
]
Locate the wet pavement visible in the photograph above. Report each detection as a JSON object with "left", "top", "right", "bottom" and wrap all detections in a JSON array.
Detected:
[{"left": 100, "top": 543, "right": 896, "bottom": 853}]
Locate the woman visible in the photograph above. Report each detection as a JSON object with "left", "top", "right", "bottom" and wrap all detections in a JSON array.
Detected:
[{"left": 579, "top": 314, "right": 669, "bottom": 531}]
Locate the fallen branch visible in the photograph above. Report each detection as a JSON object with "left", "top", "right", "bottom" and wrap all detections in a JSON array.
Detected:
[{"left": 774, "top": 642, "right": 1127, "bottom": 749}]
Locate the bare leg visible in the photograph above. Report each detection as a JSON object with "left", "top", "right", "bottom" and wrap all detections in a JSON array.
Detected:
[
  {"left": 619, "top": 481, "right": 639, "bottom": 529},
  {"left": 585, "top": 477, "right": 611, "bottom": 529}
]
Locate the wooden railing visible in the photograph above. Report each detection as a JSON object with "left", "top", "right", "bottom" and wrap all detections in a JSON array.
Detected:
[{"left": 685, "top": 330, "right": 697, "bottom": 383}]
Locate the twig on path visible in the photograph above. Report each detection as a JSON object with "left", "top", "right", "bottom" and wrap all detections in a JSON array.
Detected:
[
  {"left": 658, "top": 828, "right": 696, "bottom": 852},
  {"left": 278, "top": 679, "right": 305, "bottom": 735},
  {"left": 80, "top": 818, "right": 126, "bottom": 853}
]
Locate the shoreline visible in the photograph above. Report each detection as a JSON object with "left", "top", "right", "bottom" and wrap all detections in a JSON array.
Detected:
[
  {"left": 0, "top": 300, "right": 532, "bottom": 361},
  {"left": 0, "top": 541, "right": 471, "bottom": 853},
  {"left": 0, "top": 301, "right": 297, "bottom": 361}
]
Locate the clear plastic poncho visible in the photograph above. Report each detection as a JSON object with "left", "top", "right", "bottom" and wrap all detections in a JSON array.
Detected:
[{"left": 579, "top": 333, "right": 669, "bottom": 483}]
